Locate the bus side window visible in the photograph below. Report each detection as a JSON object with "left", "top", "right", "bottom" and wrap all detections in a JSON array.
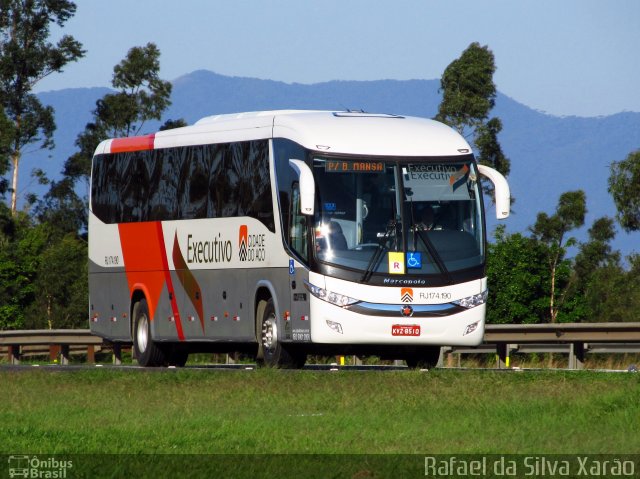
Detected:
[{"left": 289, "top": 184, "right": 309, "bottom": 262}]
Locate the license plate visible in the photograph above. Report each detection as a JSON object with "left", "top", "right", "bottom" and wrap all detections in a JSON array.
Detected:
[{"left": 392, "top": 325, "right": 421, "bottom": 336}]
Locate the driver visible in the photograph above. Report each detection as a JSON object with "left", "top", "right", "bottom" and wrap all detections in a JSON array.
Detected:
[{"left": 415, "top": 205, "right": 436, "bottom": 231}]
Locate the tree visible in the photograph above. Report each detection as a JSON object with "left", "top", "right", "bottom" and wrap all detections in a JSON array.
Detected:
[
  {"left": 0, "top": 197, "right": 13, "bottom": 245},
  {"left": 25, "top": 232, "right": 87, "bottom": 329},
  {"left": 0, "top": 0, "right": 84, "bottom": 214},
  {"left": 474, "top": 117, "right": 510, "bottom": 191},
  {"left": 572, "top": 247, "right": 640, "bottom": 323},
  {"left": 608, "top": 150, "right": 640, "bottom": 232},
  {"left": 435, "top": 42, "right": 510, "bottom": 196},
  {"left": 529, "top": 190, "right": 586, "bottom": 322},
  {"left": 0, "top": 209, "right": 87, "bottom": 330},
  {"left": 580, "top": 264, "right": 631, "bottom": 322},
  {"left": 556, "top": 216, "right": 618, "bottom": 322},
  {"left": 572, "top": 216, "right": 618, "bottom": 285},
  {"left": 159, "top": 118, "right": 187, "bottom": 131},
  {"left": 0, "top": 106, "right": 12, "bottom": 195},
  {"left": 435, "top": 42, "right": 496, "bottom": 135},
  {"left": 486, "top": 225, "right": 550, "bottom": 324},
  {"left": 0, "top": 213, "right": 47, "bottom": 329},
  {"left": 64, "top": 43, "right": 172, "bottom": 185},
  {"left": 33, "top": 175, "right": 87, "bottom": 237}
]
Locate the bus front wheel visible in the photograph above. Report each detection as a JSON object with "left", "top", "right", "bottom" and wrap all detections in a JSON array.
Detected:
[
  {"left": 133, "top": 299, "right": 166, "bottom": 367},
  {"left": 258, "top": 299, "right": 306, "bottom": 369}
]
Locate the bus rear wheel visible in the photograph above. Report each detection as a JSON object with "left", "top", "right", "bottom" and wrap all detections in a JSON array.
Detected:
[
  {"left": 404, "top": 346, "right": 441, "bottom": 370},
  {"left": 258, "top": 299, "right": 306, "bottom": 369},
  {"left": 133, "top": 299, "right": 166, "bottom": 367}
]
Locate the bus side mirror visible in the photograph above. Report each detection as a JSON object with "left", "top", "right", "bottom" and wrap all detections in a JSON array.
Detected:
[
  {"left": 477, "top": 164, "right": 510, "bottom": 219},
  {"left": 289, "top": 159, "right": 315, "bottom": 216}
]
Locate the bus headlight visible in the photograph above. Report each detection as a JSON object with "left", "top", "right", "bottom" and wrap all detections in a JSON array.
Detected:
[
  {"left": 453, "top": 289, "right": 488, "bottom": 309},
  {"left": 304, "top": 281, "right": 359, "bottom": 307}
]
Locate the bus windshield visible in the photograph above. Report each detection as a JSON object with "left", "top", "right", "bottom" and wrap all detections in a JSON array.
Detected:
[{"left": 312, "top": 156, "right": 484, "bottom": 278}]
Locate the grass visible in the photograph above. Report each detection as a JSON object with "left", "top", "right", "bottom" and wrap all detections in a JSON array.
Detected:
[{"left": 1, "top": 368, "right": 638, "bottom": 457}]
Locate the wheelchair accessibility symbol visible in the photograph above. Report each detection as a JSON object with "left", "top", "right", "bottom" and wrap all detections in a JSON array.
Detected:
[{"left": 407, "top": 252, "right": 422, "bottom": 269}]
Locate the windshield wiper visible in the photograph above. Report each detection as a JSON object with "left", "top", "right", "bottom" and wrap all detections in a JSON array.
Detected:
[
  {"left": 416, "top": 230, "right": 454, "bottom": 285},
  {"left": 361, "top": 219, "right": 398, "bottom": 283}
]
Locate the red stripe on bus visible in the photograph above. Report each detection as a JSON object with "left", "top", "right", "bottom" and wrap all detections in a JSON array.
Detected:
[
  {"left": 157, "top": 222, "right": 185, "bottom": 341},
  {"left": 110, "top": 134, "right": 155, "bottom": 153},
  {"left": 172, "top": 231, "right": 204, "bottom": 334},
  {"left": 118, "top": 221, "right": 184, "bottom": 341}
]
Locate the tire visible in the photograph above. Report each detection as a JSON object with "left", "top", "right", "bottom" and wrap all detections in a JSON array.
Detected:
[
  {"left": 133, "top": 299, "right": 165, "bottom": 367},
  {"left": 405, "top": 346, "right": 441, "bottom": 370},
  {"left": 258, "top": 299, "right": 306, "bottom": 369},
  {"left": 165, "top": 347, "right": 189, "bottom": 367}
]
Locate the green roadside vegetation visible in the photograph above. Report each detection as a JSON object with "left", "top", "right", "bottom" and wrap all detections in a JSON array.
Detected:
[{"left": 1, "top": 368, "right": 638, "bottom": 455}]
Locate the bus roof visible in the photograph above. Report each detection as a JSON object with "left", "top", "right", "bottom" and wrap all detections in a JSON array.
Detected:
[{"left": 94, "top": 110, "right": 473, "bottom": 158}]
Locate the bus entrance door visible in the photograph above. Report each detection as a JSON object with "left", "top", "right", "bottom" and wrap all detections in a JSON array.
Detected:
[{"left": 287, "top": 261, "right": 311, "bottom": 343}]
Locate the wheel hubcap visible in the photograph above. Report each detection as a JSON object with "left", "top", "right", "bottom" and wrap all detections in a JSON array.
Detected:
[
  {"left": 262, "top": 313, "right": 278, "bottom": 353},
  {"left": 137, "top": 314, "right": 148, "bottom": 353}
]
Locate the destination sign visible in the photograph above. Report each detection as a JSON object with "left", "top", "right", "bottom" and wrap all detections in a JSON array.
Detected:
[{"left": 325, "top": 160, "right": 385, "bottom": 173}]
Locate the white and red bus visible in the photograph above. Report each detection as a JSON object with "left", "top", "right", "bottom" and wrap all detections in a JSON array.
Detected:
[{"left": 88, "top": 110, "right": 510, "bottom": 367}]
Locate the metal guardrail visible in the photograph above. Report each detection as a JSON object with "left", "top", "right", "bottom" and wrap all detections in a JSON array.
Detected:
[
  {"left": 0, "top": 329, "right": 114, "bottom": 365},
  {"left": 484, "top": 322, "right": 640, "bottom": 342},
  {"left": 445, "top": 322, "right": 640, "bottom": 369},
  {"left": 2, "top": 323, "right": 640, "bottom": 369}
]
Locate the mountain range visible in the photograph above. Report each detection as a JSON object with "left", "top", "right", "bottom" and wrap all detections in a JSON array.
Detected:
[{"left": 29, "top": 70, "right": 640, "bottom": 256}]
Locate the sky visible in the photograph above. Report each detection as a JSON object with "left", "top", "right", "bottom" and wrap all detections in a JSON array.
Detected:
[{"left": 35, "top": 0, "right": 640, "bottom": 118}]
